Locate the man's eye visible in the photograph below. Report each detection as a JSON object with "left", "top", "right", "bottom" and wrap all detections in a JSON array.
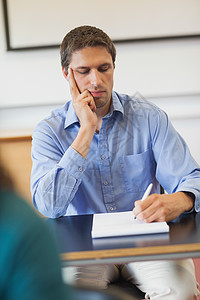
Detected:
[
  {"left": 77, "top": 70, "right": 89, "bottom": 74},
  {"left": 99, "top": 66, "right": 109, "bottom": 72}
]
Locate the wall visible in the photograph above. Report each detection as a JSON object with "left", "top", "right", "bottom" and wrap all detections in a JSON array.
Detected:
[{"left": 0, "top": 1, "right": 200, "bottom": 164}]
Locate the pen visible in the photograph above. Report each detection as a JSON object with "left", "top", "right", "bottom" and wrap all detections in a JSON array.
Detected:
[
  {"left": 141, "top": 183, "right": 153, "bottom": 201},
  {"left": 133, "top": 183, "right": 153, "bottom": 219}
]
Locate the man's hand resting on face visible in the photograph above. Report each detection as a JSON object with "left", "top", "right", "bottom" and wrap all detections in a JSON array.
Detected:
[{"left": 67, "top": 68, "right": 98, "bottom": 158}]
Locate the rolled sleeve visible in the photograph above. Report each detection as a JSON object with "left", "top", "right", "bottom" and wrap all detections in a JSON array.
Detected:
[
  {"left": 32, "top": 139, "right": 88, "bottom": 218},
  {"left": 58, "top": 146, "right": 87, "bottom": 179}
]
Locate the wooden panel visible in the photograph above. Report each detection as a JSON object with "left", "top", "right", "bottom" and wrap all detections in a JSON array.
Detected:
[
  {"left": 0, "top": 136, "right": 33, "bottom": 205},
  {"left": 61, "top": 243, "right": 200, "bottom": 262}
]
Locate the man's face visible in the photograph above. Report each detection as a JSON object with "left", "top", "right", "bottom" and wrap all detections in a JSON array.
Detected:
[{"left": 68, "top": 46, "right": 114, "bottom": 109}]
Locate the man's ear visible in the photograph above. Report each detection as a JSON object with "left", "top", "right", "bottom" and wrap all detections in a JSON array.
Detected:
[{"left": 62, "top": 67, "right": 69, "bottom": 81}]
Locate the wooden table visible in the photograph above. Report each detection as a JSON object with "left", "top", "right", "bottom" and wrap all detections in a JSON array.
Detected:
[{"left": 47, "top": 212, "right": 200, "bottom": 266}]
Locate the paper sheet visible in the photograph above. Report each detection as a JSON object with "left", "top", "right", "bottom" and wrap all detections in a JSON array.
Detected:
[{"left": 91, "top": 211, "right": 169, "bottom": 238}]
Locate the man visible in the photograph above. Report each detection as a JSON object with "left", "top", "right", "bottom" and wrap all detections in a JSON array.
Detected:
[{"left": 31, "top": 25, "right": 200, "bottom": 299}]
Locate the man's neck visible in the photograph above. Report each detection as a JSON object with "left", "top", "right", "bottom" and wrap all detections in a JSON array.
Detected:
[
  {"left": 96, "top": 118, "right": 102, "bottom": 133},
  {"left": 95, "top": 96, "right": 112, "bottom": 132}
]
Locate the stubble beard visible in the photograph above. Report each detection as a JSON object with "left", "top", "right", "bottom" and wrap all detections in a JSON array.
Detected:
[{"left": 94, "top": 94, "right": 111, "bottom": 109}]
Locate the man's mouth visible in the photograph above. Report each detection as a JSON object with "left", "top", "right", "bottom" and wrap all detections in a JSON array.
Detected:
[{"left": 90, "top": 90, "right": 105, "bottom": 98}]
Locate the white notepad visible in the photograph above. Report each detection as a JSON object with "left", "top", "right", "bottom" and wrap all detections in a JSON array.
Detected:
[{"left": 91, "top": 211, "right": 169, "bottom": 238}]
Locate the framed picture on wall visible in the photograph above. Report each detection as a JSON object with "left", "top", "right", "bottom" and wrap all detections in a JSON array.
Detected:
[{"left": 3, "top": 0, "right": 200, "bottom": 50}]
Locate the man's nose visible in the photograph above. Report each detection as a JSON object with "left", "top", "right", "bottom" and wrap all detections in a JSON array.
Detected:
[{"left": 89, "top": 69, "right": 102, "bottom": 86}]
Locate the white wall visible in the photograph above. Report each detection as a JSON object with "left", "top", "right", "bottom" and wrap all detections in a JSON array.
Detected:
[{"left": 0, "top": 1, "right": 200, "bottom": 164}]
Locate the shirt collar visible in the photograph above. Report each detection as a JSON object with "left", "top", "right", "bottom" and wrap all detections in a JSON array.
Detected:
[
  {"left": 109, "top": 91, "right": 124, "bottom": 116},
  {"left": 64, "top": 101, "right": 79, "bottom": 129},
  {"left": 64, "top": 91, "right": 124, "bottom": 129}
]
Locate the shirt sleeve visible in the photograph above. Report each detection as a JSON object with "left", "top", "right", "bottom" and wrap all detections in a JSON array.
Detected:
[
  {"left": 150, "top": 108, "right": 200, "bottom": 212},
  {"left": 31, "top": 125, "right": 87, "bottom": 218}
]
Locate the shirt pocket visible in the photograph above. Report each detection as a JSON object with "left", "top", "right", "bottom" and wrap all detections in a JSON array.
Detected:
[{"left": 119, "top": 149, "right": 155, "bottom": 193}]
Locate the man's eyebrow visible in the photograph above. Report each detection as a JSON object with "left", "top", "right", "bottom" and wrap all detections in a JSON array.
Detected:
[
  {"left": 98, "top": 63, "right": 112, "bottom": 67},
  {"left": 74, "top": 63, "right": 112, "bottom": 70},
  {"left": 74, "top": 66, "right": 89, "bottom": 70}
]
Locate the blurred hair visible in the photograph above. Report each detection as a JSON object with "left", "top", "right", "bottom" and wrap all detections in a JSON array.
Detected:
[
  {"left": 0, "top": 164, "right": 13, "bottom": 189},
  {"left": 60, "top": 25, "right": 116, "bottom": 71}
]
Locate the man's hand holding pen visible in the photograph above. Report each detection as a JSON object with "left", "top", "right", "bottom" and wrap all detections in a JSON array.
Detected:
[{"left": 133, "top": 185, "right": 194, "bottom": 223}]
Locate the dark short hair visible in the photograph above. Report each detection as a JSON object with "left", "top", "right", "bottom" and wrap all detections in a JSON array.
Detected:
[{"left": 60, "top": 25, "right": 116, "bottom": 70}]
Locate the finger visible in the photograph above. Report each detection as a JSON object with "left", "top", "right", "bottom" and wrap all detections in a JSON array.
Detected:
[
  {"left": 75, "top": 89, "right": 96, "bottom": 109},
  {"left": 68, "top": 68, "right": 80, "bottom": 99},
  {"left": 86, "top": 93, "right": 96, "bottom": 111},
  {"left": 134, "top": 205, "right": 156, "bottom": 222},
  {"left": 72, "top": 91, "right": 96, "bottom": 114},
  {"left": 135, "top": 195, "right": 167, "bottom": 222},
  {"left": 80, "top": 93, "right": 96, "bottom": 111},
  {"left": 137, "top": 209, "right": 162, "bottom": 223},
  {"left": 133, "top": 196, "right": 155, "bottom": 220}
]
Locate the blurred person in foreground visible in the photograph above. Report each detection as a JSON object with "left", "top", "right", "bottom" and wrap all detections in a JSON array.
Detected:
[
  {"left": 31, "top": 25, "right": 200, "bottom": 299},
  {"left": 0, "top": 164, "right": 70, "bottom": 300}
]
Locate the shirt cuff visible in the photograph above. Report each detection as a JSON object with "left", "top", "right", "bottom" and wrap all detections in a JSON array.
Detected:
[
  {"left": 57, "top": 146, "right": 87, "bottom": 179},
  {"left": 178, "top": 190, "right": 195, "bottom": 213}
]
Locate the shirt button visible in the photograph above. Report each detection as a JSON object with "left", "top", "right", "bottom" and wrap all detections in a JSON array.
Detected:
[
  {"left": 101, "top": 155, "right": 105, "bottom": 160},
  {"left": 78, "top": 167, "right": 83, "bottom": 172},
  {"left": 110, "top": 207, "right": 114, "bottom": 211},
  {"left": 104, "top": 181, "right": 108, "bottom": 186}
]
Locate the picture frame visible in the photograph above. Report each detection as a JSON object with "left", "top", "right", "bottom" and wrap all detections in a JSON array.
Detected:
[{"left": 3, "top": 0, "right": 200, "bottom": 51}]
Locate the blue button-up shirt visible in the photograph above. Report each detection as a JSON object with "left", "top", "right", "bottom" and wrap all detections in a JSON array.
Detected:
[{"left": 31, "top": 91, "right": 200, "bottom": 218}]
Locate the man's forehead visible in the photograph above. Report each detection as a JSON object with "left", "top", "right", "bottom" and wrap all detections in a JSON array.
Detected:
[{"left": 70, "top": 46, "right": 112, "bottom": 66}]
